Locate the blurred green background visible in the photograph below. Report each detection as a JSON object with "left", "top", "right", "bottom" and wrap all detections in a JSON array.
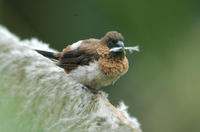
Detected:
[{"left": 0, "top": 0, "right": 200, "bottom": 132}]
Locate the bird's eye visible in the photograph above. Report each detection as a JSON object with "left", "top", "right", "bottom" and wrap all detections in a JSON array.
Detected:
[
  {"left": 107, "top": 40, "right": 116, "bottom": 48},
  {"left": 108, "top": 41, "right": 113, "bottom": 46}
]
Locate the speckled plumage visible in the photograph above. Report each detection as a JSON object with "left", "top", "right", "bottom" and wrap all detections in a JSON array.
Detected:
[{"left": 97, "top": 45, "right": 128, "bottom": 77}]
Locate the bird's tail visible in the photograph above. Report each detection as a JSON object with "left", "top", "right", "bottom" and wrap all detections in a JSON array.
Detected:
[{"left": 35, "top": 49, "right": 60, "bottom": 60}]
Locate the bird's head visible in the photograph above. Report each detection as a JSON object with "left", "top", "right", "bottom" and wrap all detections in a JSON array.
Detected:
[{"left": 101, "top": 31, "right": 125, "bottom": 58}]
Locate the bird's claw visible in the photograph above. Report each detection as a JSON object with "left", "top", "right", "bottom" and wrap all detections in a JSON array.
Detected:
[{"left": 81, "top": 86, "right": 102, "bottom": 94}]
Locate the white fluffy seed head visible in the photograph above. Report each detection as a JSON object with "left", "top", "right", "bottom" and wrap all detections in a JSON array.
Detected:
[
  {"left": 124, "top": 46, "right": 140, "bottom": 53},
  {"left": 110, "top": 45, "right": 140, "bottom": 53}
]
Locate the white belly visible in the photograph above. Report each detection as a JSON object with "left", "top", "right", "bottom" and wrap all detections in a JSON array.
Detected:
[{"left": 68, "top": 61, "right": 119, "bottom": 89}]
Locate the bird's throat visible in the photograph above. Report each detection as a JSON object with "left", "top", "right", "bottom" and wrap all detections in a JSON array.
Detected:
[{"left": 98, "top": 56, "right": 129, "bottom": 77}]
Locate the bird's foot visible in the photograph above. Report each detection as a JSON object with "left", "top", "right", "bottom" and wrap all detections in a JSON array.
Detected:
[{"left": 81, "top": 85, "right": 103, "bottom": 94}]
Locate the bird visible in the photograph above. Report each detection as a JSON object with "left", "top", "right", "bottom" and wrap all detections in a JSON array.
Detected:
[{"left": 35, "top": 31, "right": 137, "bottom": 93}]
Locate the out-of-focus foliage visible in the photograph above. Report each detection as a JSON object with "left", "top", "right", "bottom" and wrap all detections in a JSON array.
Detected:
[{"left": 0, "top": 0, "right": 200, "bottom": 132}]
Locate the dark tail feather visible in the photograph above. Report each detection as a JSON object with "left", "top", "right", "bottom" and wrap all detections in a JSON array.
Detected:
[{"left": 35, "top": 49, "right": 59, "bottom": 60}]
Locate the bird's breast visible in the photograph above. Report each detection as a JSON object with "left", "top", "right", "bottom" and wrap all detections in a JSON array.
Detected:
[
  {"left": 98, "top": 57, "right": 129, "bottom": 77},
  {"left": 68, "top": 61, "right": 120, "bottom": 89}
]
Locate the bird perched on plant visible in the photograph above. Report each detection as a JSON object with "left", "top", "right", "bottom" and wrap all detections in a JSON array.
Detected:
[{"left": 35, "top": 31, "right": 138, "bottom": 92}]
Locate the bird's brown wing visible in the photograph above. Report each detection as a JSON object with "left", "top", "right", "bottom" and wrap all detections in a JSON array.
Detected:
[{"left": 57, "top": 39, "right": 100, "bottom": 72}]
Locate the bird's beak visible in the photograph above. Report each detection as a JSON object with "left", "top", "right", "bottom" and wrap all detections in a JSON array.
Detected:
[
  {"left": 110, "top": 41, "right": 125, "bottom": 52},
  {"left": 116, "top": 41, "right": 124, "bottom": 48}
]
